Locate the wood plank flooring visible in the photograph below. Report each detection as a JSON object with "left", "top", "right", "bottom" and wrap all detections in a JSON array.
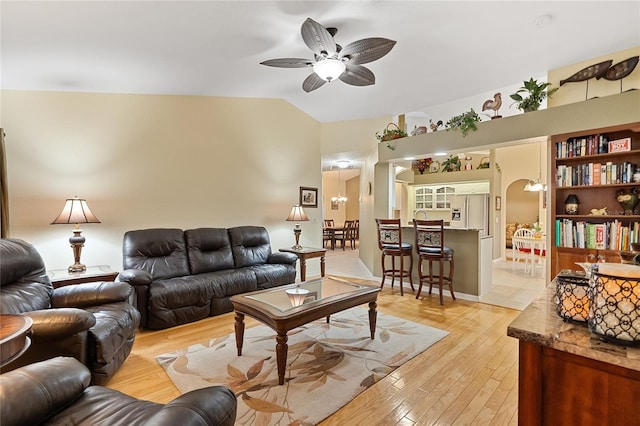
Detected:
[{"left": 106, "top": 278, "right": 521, "bottom": 425}]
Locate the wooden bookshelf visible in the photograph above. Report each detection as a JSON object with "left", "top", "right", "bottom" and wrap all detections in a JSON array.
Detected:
[{"left": 550, "top": 122, "right": 640, "bottom": 277}]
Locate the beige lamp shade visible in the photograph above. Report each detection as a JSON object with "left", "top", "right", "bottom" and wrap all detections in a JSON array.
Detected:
[
  {"left": 286, "top": 205, "right": 309, "bottom": 222},
  {"left": 51, "top": 197, "right": 100, "bottom": 225}
]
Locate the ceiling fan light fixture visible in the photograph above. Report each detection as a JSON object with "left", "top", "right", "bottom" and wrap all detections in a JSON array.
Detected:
[{"left": 313, "top": 58, "right": 346, "bottom": 81}]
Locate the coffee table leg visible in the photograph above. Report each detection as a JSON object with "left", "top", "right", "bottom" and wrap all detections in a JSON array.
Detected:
[
  {"left": 234, "top": 312, "right": 245, "bottom": 356},
  {"left": 276, "top": 332, "right": 288, "bottom": 385},
  {"left": 368, "top": 301, "right": 377, "bottom": 340},
  {"left": 320, "top": 255, "right": 325, "bottom": 277}
]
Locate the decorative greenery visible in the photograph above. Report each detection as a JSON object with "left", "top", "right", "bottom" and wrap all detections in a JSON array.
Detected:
[
  {"left": 509, "top": 78, "right": 559, "bottom": 112},
  {"left": 440, "top": 155, "right": 461, "bottom": 173},
  {"left": 445, "top": 109, "right": 482, "bottom": 137},
  {"left": 376, "top": 125, "right": 408, "bottom": 150}
]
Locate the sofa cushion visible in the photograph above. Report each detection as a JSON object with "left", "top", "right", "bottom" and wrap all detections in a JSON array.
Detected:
[
  {"left": 198, "top": 269, "right": 257, "bottom": 299},
  {"left": 228, "top": 226, "right": 272, "bottom": 268},
  {"left": 147, "top": 276, "right": 215, "bottom": 329},
  {"left": 185, "top": 228, "right": 234, "bottom": 274},
  {"left": 252, "top": 264, "right": 296, "bottom": 290},
  {"left": 123, "top": 229, "right": 189, "bottom": 280}
]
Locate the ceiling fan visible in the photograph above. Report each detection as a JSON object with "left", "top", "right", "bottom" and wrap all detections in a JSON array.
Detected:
[{"left": 260, "top": 18, "right": 396, "bottom": 93}]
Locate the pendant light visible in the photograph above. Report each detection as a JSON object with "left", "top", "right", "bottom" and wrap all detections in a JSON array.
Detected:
[
  {"left": 331, "top": 164, "right": 348, "bottom": 204},
  {"left": 524, "top": 143, "right": 546, "bottom": 192}
]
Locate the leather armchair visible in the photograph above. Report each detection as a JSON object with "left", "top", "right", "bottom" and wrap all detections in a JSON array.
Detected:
[
  {"left": 0, "top": 357, "right": 237, "bottom": 426},
  {"left": 0, "top": 238, "right": 141, "bottom": 384}
]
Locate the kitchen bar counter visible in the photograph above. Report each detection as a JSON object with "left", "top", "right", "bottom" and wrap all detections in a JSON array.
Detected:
[
  {"left": 507, "top": 282, "right": 640, "bottom": 425},
  {"left": 388, "top": 227, "right": 492, "bottom": 298}
]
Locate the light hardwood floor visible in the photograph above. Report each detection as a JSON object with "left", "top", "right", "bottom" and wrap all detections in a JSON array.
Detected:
[{"left": 107, "top": 277, "right": 521, "bottom": 425}]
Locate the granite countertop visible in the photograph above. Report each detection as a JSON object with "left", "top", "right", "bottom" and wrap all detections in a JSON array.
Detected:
[{"left": 507, "top": 282, "right": 640, "bottom": 372}]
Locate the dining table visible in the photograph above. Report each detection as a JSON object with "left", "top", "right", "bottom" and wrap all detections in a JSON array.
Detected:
[{"left": 511, "top": 235, "right": 546, "bottom": 277}]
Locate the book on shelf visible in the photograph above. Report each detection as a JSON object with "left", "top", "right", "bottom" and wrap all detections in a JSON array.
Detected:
[{"left": 554, "top": 219, "right": 639, "bottom": 251}]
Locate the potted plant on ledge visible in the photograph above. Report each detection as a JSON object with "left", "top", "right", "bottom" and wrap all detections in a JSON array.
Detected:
[
  {"left": 445, "top": 109, "right": 482, "bottom": 137},
  {"left": 510, "top": 78, "right": 558, "bottom": 112}
]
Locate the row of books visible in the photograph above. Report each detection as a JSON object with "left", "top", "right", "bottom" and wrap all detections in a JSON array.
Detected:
[
  {"left": 556, "top": 161, "right": 638, "bottom": 187},
  {"left": 555, "top": 134, "right": 610, "bottom": 158},
  {"left": 555, "top": 219, "right": 639, "bottom": 251}
]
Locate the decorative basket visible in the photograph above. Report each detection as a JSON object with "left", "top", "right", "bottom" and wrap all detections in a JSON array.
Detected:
[
  {"left": 379, "top": 123, "right": 405, "bottom": 141},
  {"left": 588, "top": 263, "right": 640, "bottom": 345},
  {"left": 477, "top": 156, "right": 490, "bottom": 169},
  {"left": 555, "top": 271, "right": 590, "bottom": 323}
]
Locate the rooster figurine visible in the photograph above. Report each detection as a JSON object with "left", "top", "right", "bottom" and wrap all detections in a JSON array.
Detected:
[
  {"left": 429, "top": 119, "right": 443, "bottom": 132},
  {"left": 482, "top": 93, "right": 502, "bottom": 119}
]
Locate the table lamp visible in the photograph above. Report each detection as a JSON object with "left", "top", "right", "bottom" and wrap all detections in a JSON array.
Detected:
[
  {"left": 286, "top": 205, "right": 309, "bottom": 250},
  {"left": 51, "top": 196, "right": 100, "bottom": 272}
]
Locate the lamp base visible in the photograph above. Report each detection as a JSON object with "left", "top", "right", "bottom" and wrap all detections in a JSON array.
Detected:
[
  {"left": 68, "top": 263, "right": 87, "bottom": 273},
  {"left": 292, "top": 227, "right": 303, "bottom": 251},
  {"left": 68, "top": 228, "right": 86, "bottom": 273}
]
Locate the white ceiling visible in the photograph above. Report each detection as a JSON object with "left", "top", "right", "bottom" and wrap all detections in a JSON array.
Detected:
[{"left": 2, "top": 1, "right": 639, "bottom": 124}]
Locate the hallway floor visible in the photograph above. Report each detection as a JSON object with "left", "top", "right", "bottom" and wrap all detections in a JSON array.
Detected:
[{"left": 322, "top": 245, "right": 545, "bottom": 311}]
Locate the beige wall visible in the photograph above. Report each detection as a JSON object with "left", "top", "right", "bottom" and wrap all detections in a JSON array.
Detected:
[{"left": 1, "top": 90, "right": 323, "bottom": 272}]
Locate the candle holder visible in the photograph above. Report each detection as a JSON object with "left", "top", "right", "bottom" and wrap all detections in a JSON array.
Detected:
[
  {"left": 588, "top": 264, "right": 640, "bottom": 345},
  {"left": 555, "top": 271, "right": 590, "bottom": 323}
]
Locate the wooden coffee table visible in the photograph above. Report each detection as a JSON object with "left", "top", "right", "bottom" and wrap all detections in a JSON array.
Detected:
[{"left": 230, "top": 277, "right": 380, "bottom": 385}]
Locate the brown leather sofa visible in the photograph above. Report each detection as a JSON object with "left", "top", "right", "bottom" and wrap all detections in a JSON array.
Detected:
[
  {"left": 0, "top": 238, "right": 140, "bottom": 385},
  {"left": 119, "top": 226, "right": 298, "bottom": 329},
  {"left": 0, "top": 357, "right": 237, "bottom": 426}
]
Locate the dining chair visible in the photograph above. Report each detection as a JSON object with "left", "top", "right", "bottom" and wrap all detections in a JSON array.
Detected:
[
  {"left": 375, "top": 218, "right": 414, "bottom": 296},
  {"left": 512, "top": 228, "right": 534, "bottom": 274},
  {"left": 413, "top": 219, "right": 455, "bottom": 304},
  {"left": 323, "top": 219, "right": 336, "bottom": 249}
]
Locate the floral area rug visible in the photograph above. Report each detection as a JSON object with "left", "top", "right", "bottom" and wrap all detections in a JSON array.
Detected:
[{"left": 156, "top": 309, "right": 448, "bottom": 425}]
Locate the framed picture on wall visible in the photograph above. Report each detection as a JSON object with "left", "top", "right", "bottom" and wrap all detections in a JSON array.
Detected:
[
  {"left": 495, "top": 195, "right": 502, "bottom": 211},
  {"left": 331, "top": 200, "right": 339, "bottom": 210},
  {"left": 300, "top": 187, "right": 318, "bottom": 208}
]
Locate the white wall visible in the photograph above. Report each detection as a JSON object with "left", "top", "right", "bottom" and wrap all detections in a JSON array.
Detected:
[{"left": 2, "top": 90, "right": 323, "bottom": 272}]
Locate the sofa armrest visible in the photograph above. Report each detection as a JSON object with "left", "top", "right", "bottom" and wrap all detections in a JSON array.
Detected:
[
  {"left": 268, "top": 252, "right": 298, "bottom": 266},
  {"left": 145, "top": 386, "right": 237, "bottom": 426},
  {"left": 118, "top": 268, "right": 153, "bottom": 286},
  {"left": 0, "top": 357, "right": 90, "bottom": 426},
  {"left": 52, "top": 281, "right": 133, "bottom": 308},
  {"left": 27, "top": 308, "right": 96, "bottom": 338}
]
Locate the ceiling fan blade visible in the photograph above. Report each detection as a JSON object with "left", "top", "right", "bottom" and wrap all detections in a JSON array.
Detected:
[
  {"left": 302, "top": 73, "right": 327, "bottom": 92},
  {"left": 260, "top": 58, "right": 314, "bottom": 68},
  {"left": 301, "top": 18, "right": 337, "bottom": 57},
  {"left": 339, "top": 64, "right": 375, "bottom": 86},
  {"left": 338, "top": 38, "right": 396, "bottom": 65}
]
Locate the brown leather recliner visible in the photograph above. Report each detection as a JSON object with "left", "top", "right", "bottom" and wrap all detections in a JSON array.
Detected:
[
  {"left": 0, "top": 238, "right": 140, "bottom": 385},
  {"left": 0, "top": 357, "right": 237, "bottom": 426}
]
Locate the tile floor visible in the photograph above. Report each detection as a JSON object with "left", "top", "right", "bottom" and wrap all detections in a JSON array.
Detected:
[{"left": 322, "top": 243, "right": 545, "bottom": 311}]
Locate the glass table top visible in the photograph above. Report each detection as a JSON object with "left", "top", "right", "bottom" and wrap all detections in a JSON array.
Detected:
[{"left": 245, "top": 277, "right": 369, "bottom": 312}]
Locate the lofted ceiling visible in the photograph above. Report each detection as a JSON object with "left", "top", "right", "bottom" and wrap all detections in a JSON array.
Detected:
[{"left": 2, "top": 1, "right": 639, "bottom": 126}]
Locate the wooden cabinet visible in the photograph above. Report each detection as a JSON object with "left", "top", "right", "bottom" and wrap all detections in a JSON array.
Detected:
[{"left": 550, "top": 122, "right": 640, "bottom": 277}]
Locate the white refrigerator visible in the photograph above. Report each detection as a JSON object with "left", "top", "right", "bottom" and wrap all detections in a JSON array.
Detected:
[{"left": 449, "top": 194, "right": 490, "bottom": 236}]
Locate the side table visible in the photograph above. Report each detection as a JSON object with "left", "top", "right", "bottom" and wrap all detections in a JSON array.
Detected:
[
  {"left": 0, "top": 314, "right": 33, "bottom": 368},
  {"left": 47, "top": 265, "right": 119, "bottom": 288},
  {"left": 279, "top": 247, "right": 327, "bottom": 282}
]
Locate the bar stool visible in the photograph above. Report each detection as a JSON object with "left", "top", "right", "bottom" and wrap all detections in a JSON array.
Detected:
[
  {"left": 413, "top": 219, "right": 455, "bottom": 305},
  {"left": 375, "top": 218, "right": 414, "bottom": 296}
]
